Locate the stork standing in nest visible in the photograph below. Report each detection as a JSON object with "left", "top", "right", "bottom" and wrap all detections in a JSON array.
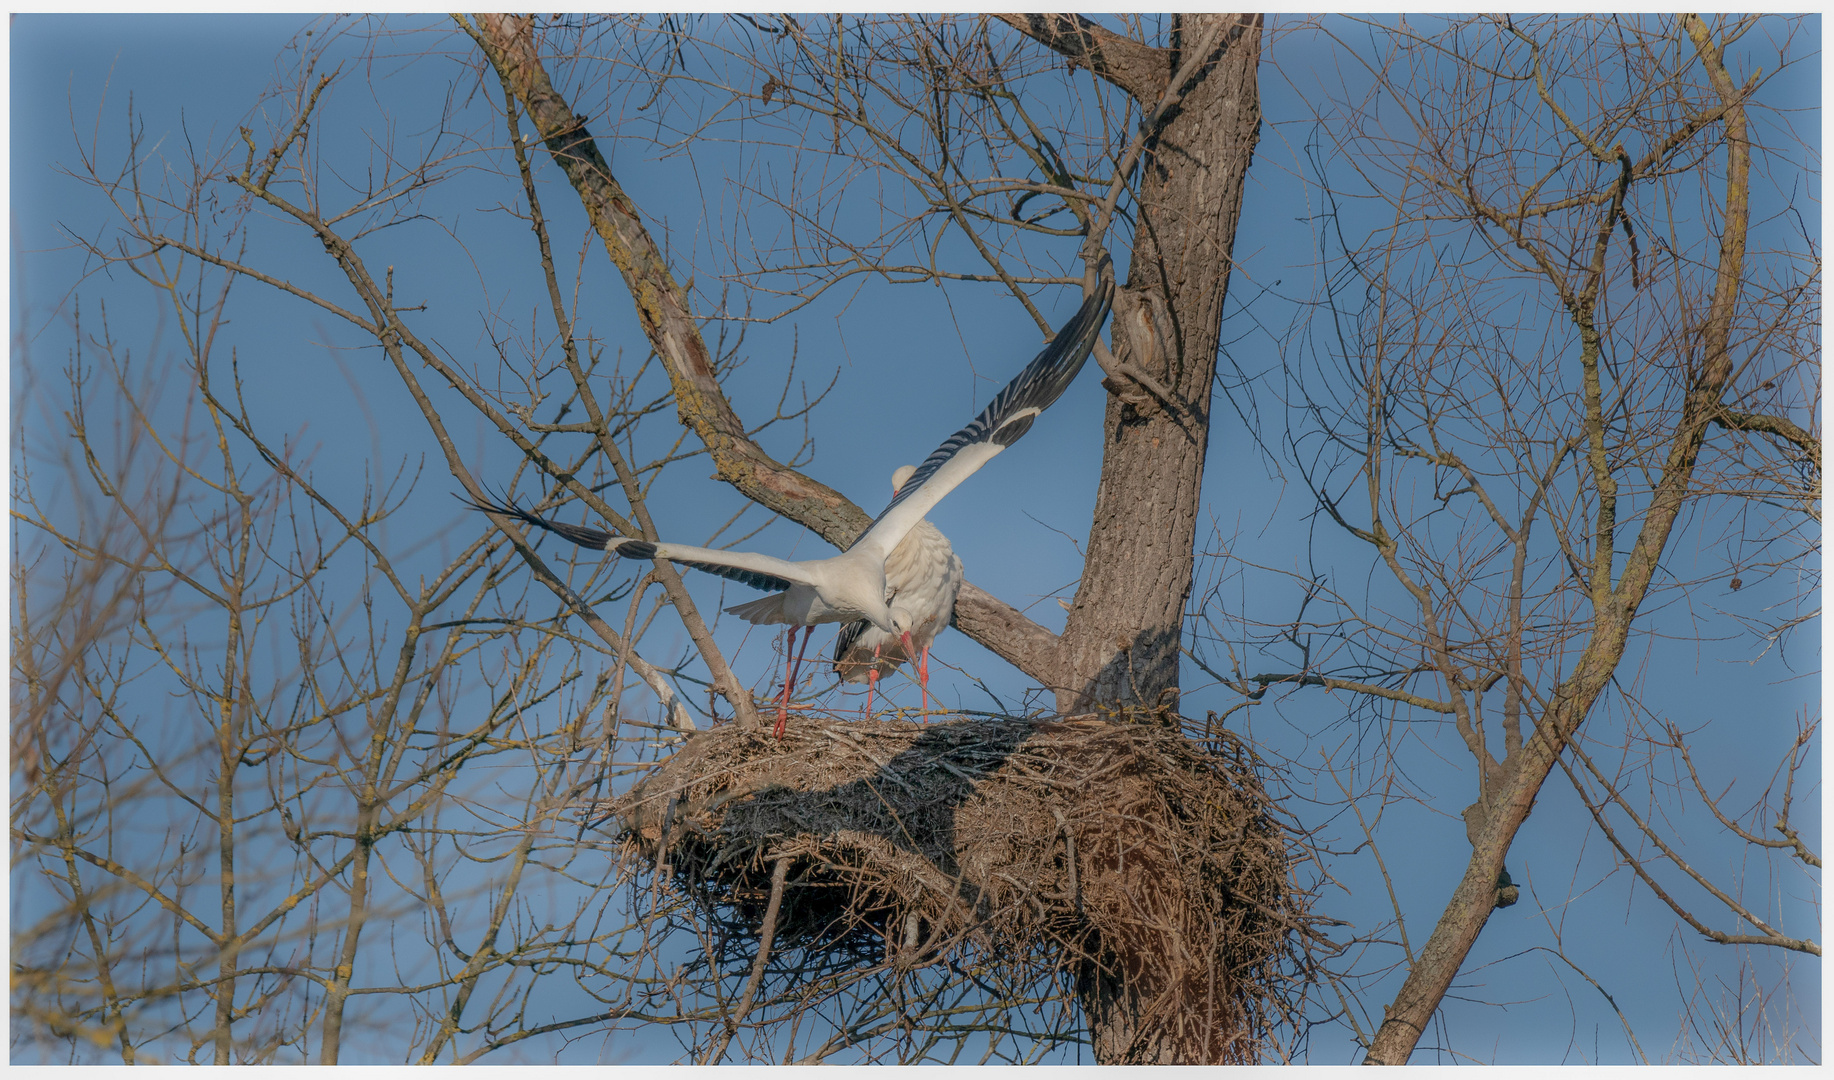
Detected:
[
  {"left": 471, "top": 271, "right": 1113, "bottom": 736},
  {"left": 828, "top": 465, "right": 963, "bottom": 717}
]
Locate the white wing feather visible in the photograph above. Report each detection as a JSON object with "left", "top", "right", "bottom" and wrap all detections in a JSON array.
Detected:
[
  {"left": 646, "top": 542, "right": 822, "bottom": 590},
  {"left": 850, "top": 441, "right": 1006, "bottom": 562},
  {"left": 848, "top": 277, "right": 1113, "bottom": 563}
]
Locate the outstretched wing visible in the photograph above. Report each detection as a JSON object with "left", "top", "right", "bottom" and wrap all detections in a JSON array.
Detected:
[
  {"left": 643, "top": 540, "right": 813, "bottom": 593},
  {"left": 464, "top": 494, "right": 621, "bottom": 550},
  {"left": 848, "top": 274, "right": 1115, "bottom": 562},
  {"left": 464, "top": 494, "right": 811, "bottom": 593}
]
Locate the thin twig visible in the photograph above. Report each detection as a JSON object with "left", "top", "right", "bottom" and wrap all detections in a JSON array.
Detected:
[{"left": 704, "top": 857, "right": 792, "bottom": 1064}]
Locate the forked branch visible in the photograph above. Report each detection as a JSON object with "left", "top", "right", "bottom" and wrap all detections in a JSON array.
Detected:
[{"left": 463, "top": 13, "right": 1068, "bottom": 685}]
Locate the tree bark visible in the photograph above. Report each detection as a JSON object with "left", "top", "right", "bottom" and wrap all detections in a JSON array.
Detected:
[
  {"left": 991, "top": 14, "right": 1171, "bottom": 101},
  {"left": 1048, "top": 15, "right": 1262, "bottom": 718},
  {"left": 466, "top": 15, "right": 855, "bottom": 535},
  {"left": 1008, "top": 12, "right": 1264, "bottom": 1063}
]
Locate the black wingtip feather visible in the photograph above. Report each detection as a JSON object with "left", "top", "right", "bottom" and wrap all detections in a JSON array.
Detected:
[
  {"left": 611, "top": 539, "right": 657, "bottom": 560},
  {"left": 862, "top": 275, "right": 1115, "bottom": 534},
  {"left": 464, "top": 491, "right": 796, "bottom": 593},
  {"left": 463, "top": 491, "right": 618, "bottom": 550},
  {"left": 988, "top": 411, "right": 1037, "bottom": 448},
  {"left": 834, "top": 619, "right": 869, "bottom": 663}
]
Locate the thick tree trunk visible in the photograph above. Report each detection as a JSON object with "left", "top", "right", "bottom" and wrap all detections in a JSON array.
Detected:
[
  {"left": 1054, "top": 15, "right": 1261, "bottom": 719},
  {"left": 1020, "top": 14, "right": 1264, "bottom": 1064},
  {"left": 474, "top": 15, "right": 1264, "bottom": 1063}
]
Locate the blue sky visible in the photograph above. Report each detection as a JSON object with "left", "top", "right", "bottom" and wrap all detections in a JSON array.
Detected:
[{"left": 11, "top": 14, "right": 1820, "bottom": 1065}]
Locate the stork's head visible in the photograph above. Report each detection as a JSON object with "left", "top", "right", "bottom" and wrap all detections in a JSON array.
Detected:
[
  {"left": 891, "top": 464, "right": 917, "bottom": 496},
  {"left": 859, "top": 594, "right": 908, "bottom": 637},
  {"left": 891, "top": 606, "right": 918, "bottom": 659}
]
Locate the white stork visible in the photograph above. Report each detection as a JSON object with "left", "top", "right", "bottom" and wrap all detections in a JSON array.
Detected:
[
  {"left": 830, "top": 465, "right": 963, "bottom": 717},
  {"left": 472, "top": 273, "right": 1114, "bottom": 735}
]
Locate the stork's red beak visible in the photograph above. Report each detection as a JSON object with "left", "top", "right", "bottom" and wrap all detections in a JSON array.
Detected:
[{"left": 901, "top": 630, "right": 917, "bottom": 658}]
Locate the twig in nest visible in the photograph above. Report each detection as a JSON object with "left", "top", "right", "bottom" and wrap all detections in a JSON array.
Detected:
[{"left": 1053, "top": 807, "right": 1084, "bottom": 919}]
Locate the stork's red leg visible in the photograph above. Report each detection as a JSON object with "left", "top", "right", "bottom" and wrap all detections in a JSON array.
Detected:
[
  {"left": 774, "top": 629, "right": 796, "bottom": 738},
  {"left": 900, "top": 630, "right": 922, "bottom": 715},
  {"left": 774, "top": 625, "right": 814, "bottom": 738},
  {"left": 787, "top": 625, "right": 815, "bottom": 697},
  {"left": 864, "top": 642, "right": 882, "bottom": 719},
  {"left": 919, "top": 642, "right": 931, "bottom": 714}
]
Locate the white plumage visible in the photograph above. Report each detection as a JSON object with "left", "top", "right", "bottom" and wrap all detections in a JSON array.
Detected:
[
  {"left": 471, "top": 273, "right": 1113, "bottom": 735},
  {"left": 831, "top": 466, "right": 964, "bottom": 716}
]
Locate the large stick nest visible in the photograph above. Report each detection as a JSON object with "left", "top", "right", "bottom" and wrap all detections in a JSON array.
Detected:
[{"left": 610, "top": 712, "right": 1312, "bottom": 1061}]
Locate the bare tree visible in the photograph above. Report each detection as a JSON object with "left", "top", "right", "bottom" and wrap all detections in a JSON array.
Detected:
[
  {"left": 13, "top": 11, "right": 1815, "bottom": 1066},
  {"left": 11, "top": 302, "right": 637, "bottom": 1062},
  {"left": 11, "top": 24, "right": 806, "bottom": 1059},
  {"left": 467, "top": 13, "right": 1264, "bottom": 719},
  {"left": 1187, "top": 13, "right": 1818, "bottom": 1063},
  {"left": 461, "top": 12, "right": 1296, "bottom": 1062},
  {"left": 15, "top": 12, "right": 1282, "bottom": 1061}
]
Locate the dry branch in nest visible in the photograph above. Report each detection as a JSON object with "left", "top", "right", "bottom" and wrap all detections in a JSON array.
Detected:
[{"left": 608, "top": 712, "right": 1314, "bottom": 1063}]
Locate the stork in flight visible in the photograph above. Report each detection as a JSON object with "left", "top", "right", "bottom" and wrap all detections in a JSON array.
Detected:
[
  {"left": 471, "top": 273, "right": 1114, "bottom": 735},
  {"left": 830, "top": 465, "right": 963, "bottom": 717}
]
